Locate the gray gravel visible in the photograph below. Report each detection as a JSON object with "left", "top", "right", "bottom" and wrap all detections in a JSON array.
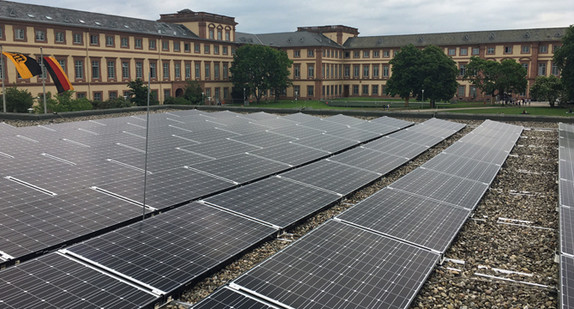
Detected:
[{"left": 3, "top": 113, "right": 560, "bottom": 309}]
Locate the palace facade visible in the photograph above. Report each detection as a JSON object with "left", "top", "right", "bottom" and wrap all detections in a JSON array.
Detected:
[{"left": 0, "top": 1, "right": 567, "bottom": 104}]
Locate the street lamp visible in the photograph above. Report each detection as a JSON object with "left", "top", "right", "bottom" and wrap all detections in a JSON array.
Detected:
[
  {"left": 421, "top": 89, "right": 425, "bottom": 108},
  {"left": 243, "top": 87, "right": 247, "bottom": 106},
  {"left": 201, "top": 92, "right": 204, "bottom": 105}
]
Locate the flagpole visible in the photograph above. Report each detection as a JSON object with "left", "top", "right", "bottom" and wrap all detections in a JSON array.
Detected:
[
  {"left": 141, "top": 72, "right": 151, "bottom": 225},
  {"left": 40, "top": 48, "right": 47, "bottom": 114},
  {"left": 1, "top": 46, "right": 5, "bottom": 113}
]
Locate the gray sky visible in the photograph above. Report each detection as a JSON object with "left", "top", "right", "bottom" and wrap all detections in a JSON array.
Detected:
[{"left": 24, "top": 0, "right": 573, "bottom": 36}]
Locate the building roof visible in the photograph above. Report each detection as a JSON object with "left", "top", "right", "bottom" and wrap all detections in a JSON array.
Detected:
[
  {"left": 344, "top": 27, "right": 568, "bottom": 49},
  {"left": 235, "top": 31, "right": 341, "bottom": 48},
  {"left": 0, "top": 1, "right": 198, "bottom": 38}
]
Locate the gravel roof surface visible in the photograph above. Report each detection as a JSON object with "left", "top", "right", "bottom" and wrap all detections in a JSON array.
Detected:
[{"left": 2, "top": 113, "right": 560, "bottom": 309}]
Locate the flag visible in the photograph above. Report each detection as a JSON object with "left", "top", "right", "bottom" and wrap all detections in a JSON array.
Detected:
[
  {"left": 42, "top": 56, "right": 73, "bottom": 93},
  {"left": 2, "top": 52, "right": 42, "bottom": 79}
]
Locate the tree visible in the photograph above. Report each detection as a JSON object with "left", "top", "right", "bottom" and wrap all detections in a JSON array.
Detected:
[
  {"left": 35, "top": 91, "right": 92, "bottom": 113},
  {"left": 4, "top": 86, "right": 34, "bottom": 113},
  {"left": 385, "top": 44, "right": 422, "bottom": 106},
  {"left": 183, "top": 80, "right": 203, "bottom": 104},
  {"left": 554, "top": 25, "right": 574, "bottom": 102},
  {"left": 418, "top": 45, "right": 459, "bottom": 108},
  {"left": 127, "top": 79, "right": 158, "bottom": 106},
  {"left": 464, "top": 57, "right": 527, "bottom": 104},
  {"left": 530, "top": 75, "right": 563, "bottom": 107},
  {"left": 386, "top": 44, "right": 458, "bottom": 107},
  {"left": 230, "top": 44, "right": 292, "bottom": 103}
]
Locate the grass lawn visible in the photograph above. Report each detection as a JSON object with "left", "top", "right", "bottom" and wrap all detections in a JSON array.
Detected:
[{"left": 444, "top": 106, "right": 574, "bottom": 116}]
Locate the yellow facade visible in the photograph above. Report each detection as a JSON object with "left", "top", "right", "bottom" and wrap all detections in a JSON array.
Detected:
[{"left": 0, "top": 2, "right": 567, "bottom": 104}]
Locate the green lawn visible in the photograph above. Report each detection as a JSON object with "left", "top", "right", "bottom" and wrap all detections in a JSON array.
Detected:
[{"left": 444, "top": 106, "right": 574, "bottom": 116}]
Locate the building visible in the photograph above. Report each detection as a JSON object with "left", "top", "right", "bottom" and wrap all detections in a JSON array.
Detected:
[{"left": 0, "top": 1, "right": 567, "bottom": 104}]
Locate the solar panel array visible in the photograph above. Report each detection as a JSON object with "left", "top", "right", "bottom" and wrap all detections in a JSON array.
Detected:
[
  {"left": 0, "top": 111, "right": 415, "bottom": 308},
  {"left": 558, "top": 123, "right": 574, "bottom": 309},
  {"left": 202, "top": 119, "right": 522, "bottom": 309}
]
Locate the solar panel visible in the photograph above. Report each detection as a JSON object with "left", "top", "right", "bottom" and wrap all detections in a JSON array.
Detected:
[
  {"left": 389, "top": 130, "right": 445, "bottom": 147},
  {"left": 350, "top": 121, "right": 402, "bottom": 135},
  {"left": 319, "top": 126, "right": 382, "bottom": 142},
  {"left": 232, "top": 220, "right": 439, "bottom": 309},
  {"left": 562, "top": 255, "right": 574, "bottom": 309},
  {"left": 337, "top": 187, "right": 470, "bottom": 253},
  {"left": 247, "top": 142, "right": 330, "bottom": 166},
  {"left": 299, "top": 118, "right": 350, "bottom": 132},
  {"left": 178, "top": 138, "right": 261, "bottom": 159},
  {"left": 193, "top": 287, "right": 280, "bottom": 309},
  {"left": 561, "top": 206, "right": 574, "bottom": 255},
  {"left": 280, "top": 160, "right": 382, "bottom": 196},
  {"left": 389, "top": 168, "right": 489, "bottom": 210},
  {"left": 292, "top": 133, "right": 360, "bottom": 153},
  {"left": 327, "top": 147, "right": 410, "bottom": 174},
  {"left": 66, "top": 202, "right": 276, "bottom": 293},
  {"left": 422, "top": 152, "right": 502, "bottom": 184},
  {"left": 369, "top": 116, "right": 414, "bottom": 128},
  {"left": 280, "top": 112, "right": 318, "bottom": 123},
  {"left": 229, "top": 131, "right": 297, "bottom": 148},
  {"left": 204, "top": 176, "right": 341, "bottom": 228},
  {"left": 0, "top": 253, "right": 158, "bottom": 308},
  {"left": 269, "top": 124, "right": 325, "bottom": 139},
  {"left": 363, "top": 136, "right": 430, "bottom": 159},
  {"left": 323, "top": 114, "right": 367, "bottom": 126},
  {"left": 94, "top": 167, "right": 236, "bottom": 209},
  {"left": 188, "top": 153, "right": 290, "bottom": 184},
  {"left": 561, "top": 180, "right": 574, "bottom": 208},
  {"left": 443, "top": 141, "right": 511, "bottom": 165}
]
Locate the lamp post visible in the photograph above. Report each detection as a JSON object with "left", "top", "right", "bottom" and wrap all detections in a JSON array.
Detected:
[
  {"left": 243, "top": 87, "right": 246, "bottom": 106},
  {"left": 421, "top": 89, "right": 425, "bottom": 109},
  {"left": 201, "top": 92, "right": 204, "bottom": 105}
]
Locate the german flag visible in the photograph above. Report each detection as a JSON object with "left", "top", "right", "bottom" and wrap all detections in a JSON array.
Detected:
[
  {"left": 42, "top": 56, "right": 73, "bottom": 93},
  {"left": 2, "top": 52, "right": 42, "bottom": 79}
]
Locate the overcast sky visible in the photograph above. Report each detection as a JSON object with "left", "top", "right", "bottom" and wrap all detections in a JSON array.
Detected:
[{"left": 24, "top": 0, "right": 573, "bottom": 36}]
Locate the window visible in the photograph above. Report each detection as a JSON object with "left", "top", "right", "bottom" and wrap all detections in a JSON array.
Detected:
[
  {"left": 539, "top": 45, "right": 548, "bottom": 53},
  {"left": 363, "top": 65, "right": 369, "bottom": 77},
  {"left": 504, "top": 46, "right": 512, "bottom": 54},
  {"left": 121, "top": 37, "right": 128, "bottom": 47},
  {"left": 209, "top": 28, "right": 214, "bottom": 39},
  {"left": 55, "top": 31, "right": 65, "bottom": 43},
  {"left": 135, "top": 38, "right": 142, "bottom": 49},
  {"left": 216, "top": 29, "right": 222, "bottom": 41},
  {"left": 174, "top": 41, "right": 180, "bottom": 52},
  {"left": 35, "top": 29, "right": 46, "bottom": 42},
  {"left": 122, "top": 61, "right": 129, "bottom": 79},
  {"left": 307, "top": 64, "right": 314, "bottom": 78},
  {"left": 214, "top": 45, "right": 219, "bottom": 54},
  {"left": 308, "top": 49, "right": 314, "bottom": 57},
  {"left": 174, "top": 62, "right": 181, "bottom": 78},
  {"left": 214, "top": 63, "right": 220, "bottom": 79},
  {"left": 363, "top": 50, "right": 370, "bottom": 58},
  {"left": 136, "top": 61, "right": 143, "bottom": 79},
  {"left": 448, "top": 48, "right": 456, "bottom": 56},
  {"left": 205, "top": 62, "right": 210, "bottom": 79},
  {"left": 459, "top": 64, "right": 466, "bottom": 76},
  {"left": 74, "top": 60, "right": 84, "bottom": 79},
  {"left": 353, "top": 85, "right": 359, "bottom": 95},
  {"left": 93, "top": 92, "right": 102, "bottom": 101},
  {"left": 123, "top": 90, "right": 130, "bottom": 99},
  {"left": 91, "top": 60, "right": 100, "bottom": 79},
  {"left": 472, "top": 47, "right": 480, "bottom": 55},
  {"left": 522, "top": 63, "right": 528, "bottom": 74},
  {"left": 195, "top": 63, "right": 200, "bottom": 79},
  {"left": 373, "top": 50, "right": 380, "bottom": 58},
  {"left": 344, "top": 65, "right": 350, "bottom": 77},
  {"left": 353, "top": 51, "right": 360, "bottom": 58},
  {"left": 460, "top": 48, "right": 468, "bottom": 56},
  {"left": 552, "top": 62, "right": 560, "bottom": 76},
  {"left": 353, "top": 65, "right": 360, "bottom": 78},
  {"left": 307, "top": 85, "right": 314, "bottom": 96},
  {"left": 372, "top": 85, "right": 379, "bottom": 95},
  {"left": 164, "top": 89, "right": 171, "bottom": 100},
  {"left": 294, "top": 50, "right": 301, "bottom": 58},
  {"left": 109, "top": 91, "right": 118, "bottom": 99},
  {"left": 77, "top": 92, "right": 86, "bottom": 99},
  {"left": 57, "top": 59, "right": 66, "bottom": 74},
  {"left": 204, "top": 44, "right": 210, "bottom": 54},
  {"left": 194, "top": 43, "right": 200, "bottom": 53},
  {"left": 15, "top": 28, "right": 26, "bottom": 40},
  {"left": 457, "top": 85, "right": 465, "bottom": 97},
  {"left": 470, "top": 86, "right": 477, "bottom": 98},
  {"left": 148, "top": 39, "right": 156, "bottom": 50},
  {"left": 223, "top": 46, "right": 228, "bottom": 55},
  {"left": 185, "top": 62, "right": 191, "bottom": 79},
  {"left": 73, "top": 33, "right": 83, "bottom": 44},
  {"left": 294, "top": 64, "right": 301, "bottom": 78},
  {"left": 362, "top": 85, "right": 369, "bottom": 95},
  {"left": 107, "top": 60, "right": 115, "bottom": 79},
  {"left": 0, "top": 26, "right": 3, "bottom": 40},
  {"left": 184, "top": 43, "right": 190, "bottom": 52},
  {"left": 90, "top": 34, "right": 99, "bottom": 45},
  {"left": 383, "top": 50, "right": 390, "bottom": 57},
  {"left": 383, "top": 65, "right": 389, "bottom": 77},
  {"left": 149, "top": 62, "right": 157, "bottom": 79},
  {"left": 162, "top": 62, "right": 169, "bottom": 79},
  {"left": 522, "top": 45, "right": 530, "bottom": 53},
  {"left": 106, "top": 35, "right": 114, "bottom": 47},
  {"left": 223, "top": 63, "right": 229, "bottom": 79},
  {"left": 538, "top": 62, "right": 546, "bottom": 76},
  {"left": 162, "top": 40, "right": 169, "bottom": 51},
  {"left": 373, "top": 65, "right": 379, "bottom": 77},
  {"left": 486, "top": 47, "right": 495, "bottom": 54}
]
